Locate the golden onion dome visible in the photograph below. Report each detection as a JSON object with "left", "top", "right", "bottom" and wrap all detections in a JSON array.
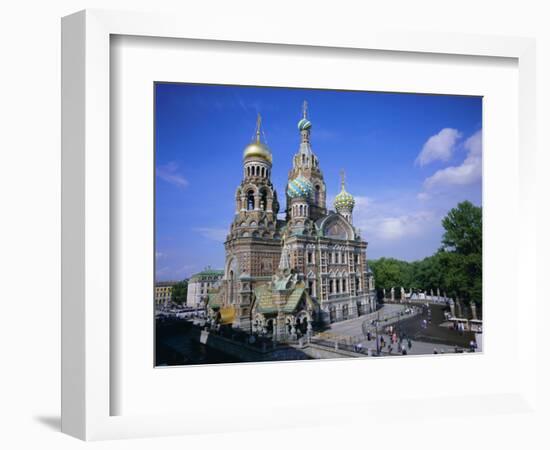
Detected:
[
  {"left": 243, "top": 141, "right": 272, "bottom": 163},
  {"left": 243, "top": 113, "right": 272, "bottom": 163}
]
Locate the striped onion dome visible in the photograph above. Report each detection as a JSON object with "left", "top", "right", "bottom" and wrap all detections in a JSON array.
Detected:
[
  {"left": 297, "top": 118, "right": 312, "bottom": 131},
  {"left": 287, "top": 175, "right": 314, "bottom": 199},
  {"left": 334, "top": 186, "right": 355, "bottom": 211}
]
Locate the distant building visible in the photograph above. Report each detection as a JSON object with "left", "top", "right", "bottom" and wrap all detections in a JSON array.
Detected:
[
  {"left": 155, "top": 281, "right": 175, "bottom": 305},
  {"left": 187, "top": 268, "right": 224, "bottom": 308}
]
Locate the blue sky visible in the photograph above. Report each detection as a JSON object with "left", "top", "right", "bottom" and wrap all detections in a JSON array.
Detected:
[{"left": 155, "top": 83, "right": 482, "bottom": 281}]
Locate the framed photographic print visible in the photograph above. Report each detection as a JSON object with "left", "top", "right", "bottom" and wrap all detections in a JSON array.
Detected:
[
  {"left": 62, "top": 9, "right": 538, "bottom": 441},
  {"left": 153, "top": 82, "right": 483, "bottom": 367}
]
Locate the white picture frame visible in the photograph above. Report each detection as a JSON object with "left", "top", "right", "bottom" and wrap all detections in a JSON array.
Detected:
[{"left": 61, "top": 9, "right": 538, "bottom": 441}]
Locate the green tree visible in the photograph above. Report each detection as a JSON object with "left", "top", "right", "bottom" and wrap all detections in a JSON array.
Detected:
[
  {"left": 440, "top": 201, "right": 482, "bottom": 305},
  {"left": 171, "top": 280, "right": 188, "bottom": 305},
  {"left": 369, "top": 258, "right": 413, "bottom": 299},
  {"left": 441, "top": 200, "right": 482, "bottom": 255}
]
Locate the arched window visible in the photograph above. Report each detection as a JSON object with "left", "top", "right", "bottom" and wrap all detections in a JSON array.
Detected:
[
  {"left": 315, "top": 185, "right": 321, "bottom": 204},
  {"left": 329, "top": 307, "right": 336, "bottom": 323},
  {"left": 329, "top": 280, "right": 334, "bottom": 294},
  {"left": 247, "top": 190, "right": 255, "bottom": 210},
  {"left": 260, "top": 188, "right": 267, "bottom": 211},
  {"left": 336, "top": 279, "right": 340, "bottom": 293},
  {"left": 299, "top": 205, "right": 303, "bottom": 216},
  {"left": 342, "top": 279, "right": 347, "bottom": 292},
  {"left": 302, "top": 154, "right": 305, "bottom": 164}
]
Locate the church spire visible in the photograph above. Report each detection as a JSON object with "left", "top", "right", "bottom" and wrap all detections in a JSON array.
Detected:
[
  {"left": 340, "top": 169, "right": 346, "bottom": 190},
  {"left": 297, "top": 100, "right": 312, "bottom": 146},
  {"left": 255, "top": 113, "right": 262, "bottom": 143}
]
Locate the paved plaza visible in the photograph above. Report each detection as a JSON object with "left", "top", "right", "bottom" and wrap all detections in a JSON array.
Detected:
[{"left": 319, "top": 303, "right": 476, "bottom": 356}]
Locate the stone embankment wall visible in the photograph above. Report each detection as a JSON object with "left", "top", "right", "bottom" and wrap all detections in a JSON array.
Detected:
[{"left": 195, "top": 330, "right": 361, "bottom": 362}]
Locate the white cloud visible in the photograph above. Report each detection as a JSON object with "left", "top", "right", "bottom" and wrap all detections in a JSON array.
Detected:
[
  {"left": 156, "top": 162, "right": 189, "bottom": 189},
  {"left": 352, "top": 196, "right": 437, "bottom": 242},
  {"left": 464, "top": 128, "right": 482, "bottom": 157},
  {"left": 423, "top": 130, "right": 482, "bottom": 190},
  {"left": 193, "top": 227, "right": 227, "bottom": 243},
  {"left": 354, "top": 195, "right": 371, "bottom": 208},
  {"left": 415, "top": 128, "right": 462, "bottom": 167},
  {"left": 365, "top": 212, "right": 436, "bottom": 241}
]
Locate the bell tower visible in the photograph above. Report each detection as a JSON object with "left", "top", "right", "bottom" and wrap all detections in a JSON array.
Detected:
[
  {"left": 287, "top": 101, "right": 327, "bottom": 221},
  {"left": 234, "top": 114, "right": 279, "bottom": 218},
  {"left": 222, "top": 114, "right": 283, "bottom": 330}
]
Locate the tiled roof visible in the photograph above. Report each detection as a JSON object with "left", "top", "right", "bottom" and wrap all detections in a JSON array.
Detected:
[
  {"left": 282, "top": 287, "right": 305, "bottom": 313},
  {"left": 254, "top": 285, "right": 306, "bottom": 315},
  {"left": 208, "top": 292, "right": 222, "bottom": 309},
  {"left": 155, "top": 281, "right": 176, "bottom": 287},
  {"left": 255, "top": 285, "right": 277, "bottom": 314}
]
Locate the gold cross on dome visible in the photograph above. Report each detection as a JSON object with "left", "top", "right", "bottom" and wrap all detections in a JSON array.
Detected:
[
  {"left": 340, "top": 169, "right": 346, "bottom": 189},
  {"left": 255, "top": 113, "right": 262, "bottom": 141}
]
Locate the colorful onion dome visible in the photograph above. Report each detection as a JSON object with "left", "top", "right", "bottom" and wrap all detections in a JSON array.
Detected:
[
  {"left": 243, "top": 141, "right": 272, "bottom": 163},
  {"left": 334, "top": 171, "right": 355, "bottom": 211},
  {"left": 287, "top": 175, "right": 314, "bottom": 199},
  {"left": 297, "top": 118, "right": 312, "bottom": 131},
  {"left": 298, "top": 100, "right": 312, "bottom": 131},
  {"left": 334, "top": 188, "right": 355, "bottom": 211}
]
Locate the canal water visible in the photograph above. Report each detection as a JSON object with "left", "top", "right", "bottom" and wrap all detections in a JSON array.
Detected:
[{"left": 155, "top": 318, "right": 242, "bottom": 366}]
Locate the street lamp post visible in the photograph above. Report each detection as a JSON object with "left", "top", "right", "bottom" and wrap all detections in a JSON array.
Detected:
[{"left": 375, "top": 311, "right": 380, "bottom": 356}]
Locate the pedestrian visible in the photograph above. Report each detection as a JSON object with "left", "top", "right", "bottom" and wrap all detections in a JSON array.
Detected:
[
  {"left": 357, "top": 342, "right": 363, "bottom": 353},
  {"left": 408, "top": 339, "right": 412, "bottom": 350}
]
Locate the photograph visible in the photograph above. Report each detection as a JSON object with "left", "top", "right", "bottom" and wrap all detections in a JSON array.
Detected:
[{"left": 154, "top": 83, "right": 483, "bottom": 366}]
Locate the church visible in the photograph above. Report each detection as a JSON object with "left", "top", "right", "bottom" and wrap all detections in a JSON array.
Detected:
[{"left": 207, "top": 103, "right": 376, "bottom": 342}]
